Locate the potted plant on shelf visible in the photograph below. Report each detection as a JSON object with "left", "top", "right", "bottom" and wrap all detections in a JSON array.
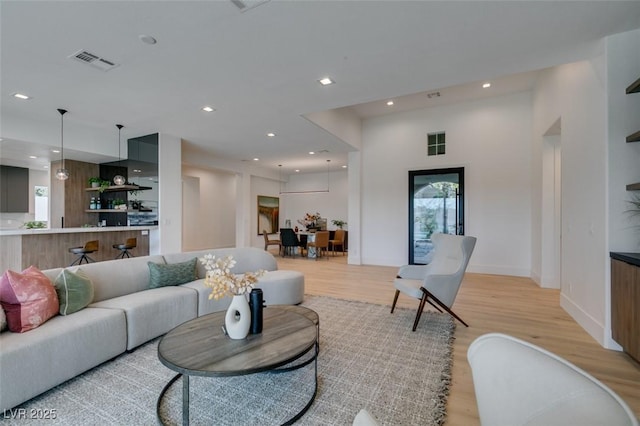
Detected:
[
  {"left": 88, "top": 177, "right": 102, "bottom": 188},
  {"left": 332, "top": 219, "right": 347, "bottom": 229},
  {"left": 97, "top": 180, "right": 111, "bottom": 193}
]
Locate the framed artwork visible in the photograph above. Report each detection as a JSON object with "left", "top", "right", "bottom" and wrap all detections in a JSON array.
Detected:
[{"left": 257, "top": 195, "right": 279, "bottom": 235}]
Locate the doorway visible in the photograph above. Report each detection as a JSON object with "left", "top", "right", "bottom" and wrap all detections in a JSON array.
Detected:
[
  {"left": 408, "top": 167, "right": 465, "bottom": 264},
  {"left": 541, "top": 118, "right": 562, "bottom": 289}
]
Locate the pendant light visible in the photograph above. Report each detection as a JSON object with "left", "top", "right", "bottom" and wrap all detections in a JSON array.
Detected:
[
  {"left": 113, "top": 124, "right": 126, "bottom": 186},
  {"left": 55, "top": 108, "right": 69, "bottom": 180}
]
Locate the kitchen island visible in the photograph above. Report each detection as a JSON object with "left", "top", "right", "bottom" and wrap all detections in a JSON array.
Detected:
[{"left": 0, "top": 226, "right": 157, "bottom": 272}]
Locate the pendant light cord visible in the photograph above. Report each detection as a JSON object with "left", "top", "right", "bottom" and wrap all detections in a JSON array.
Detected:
[{"left": 57, "top": 109, "right": 67, "bottom": 168}]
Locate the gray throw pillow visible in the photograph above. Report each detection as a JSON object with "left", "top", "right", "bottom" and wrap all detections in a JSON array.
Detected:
[{"left": 148, "top": 258, "right": 197, "bottom": 289}]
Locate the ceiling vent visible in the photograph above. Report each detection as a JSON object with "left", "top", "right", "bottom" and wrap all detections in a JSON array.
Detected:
[
  {"left": 68, "top": 50, "right": 119, "bottom": 72},
  {"left": 427, "top": 91, "right": 441, "bottom": 99},
  {"left": 230, "top": 0, "right": 270, "bottom": 12}
]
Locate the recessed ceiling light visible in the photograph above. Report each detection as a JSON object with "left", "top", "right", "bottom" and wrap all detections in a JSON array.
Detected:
[
  {"left": 13, "top": 93, "right": 30, "bottom": 100},
  {"left": 253, "top": 158, "right": 259, "bottom": 161},
  {"left": 318, "top": 77, "right": 334, "bottom": 86},
  {"left": 342, "top": 165, "right": 347, "bottom": 168},
  {"left": 139, "top": 34, "right": 157, "bottom": 45},
  {"left": 295, "top": 169, "right": 300, "bottom": 173},
  {"left": 202, "top": 106, "right": 215, "bottom": 112},
  {"left": 309, "top": 151, "right": 315, "bottom": 155},
  {"left": 267, "top": 132, "right": 276, "bottom": 137},
  {"left": 29, "top": 155, "right": 37, "bottom": 159},
  {"left": 52, "top": 149, "right": 60, "bottom": 153},
  {"left": 482, "top": 83, "right": 491, "bottom": 88},
  {"left": 43, "top": 165, "right": 49, "bottom": 169},
  {"left": 386, "top": 100, "right": 394, "bottom": 106}
]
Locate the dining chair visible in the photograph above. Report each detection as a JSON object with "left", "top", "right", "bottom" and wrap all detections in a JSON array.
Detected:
[
  {"left": 329, "top": 229, "right": 346, "bottom": 256},
  {"left": 280, "top": 228, "right": 302, "bottom": 257},
  {"left": 263, "top": 230, "right": 281, "bottom": 254},
  {"left": 307, "top": 231, "right": 330, "bottom": 260},
  {"left": 391, "top": 233, "right": 476, "bottom": 330}
]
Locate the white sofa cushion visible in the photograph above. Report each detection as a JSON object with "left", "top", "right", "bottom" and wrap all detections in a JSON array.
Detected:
[
  {"left": 90, "top": 286, "right": 197, "bottom": 350},
  {"left": 0, "top": 307, "right": 127, "bottom": 412}
]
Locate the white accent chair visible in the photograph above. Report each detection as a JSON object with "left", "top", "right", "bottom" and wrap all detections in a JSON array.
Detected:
[
  {"left": 391, "top": 233, "right": 477, "bottom": 330},
  {"left": 467, "top": 333, "right": 639, "bottom": 426}
]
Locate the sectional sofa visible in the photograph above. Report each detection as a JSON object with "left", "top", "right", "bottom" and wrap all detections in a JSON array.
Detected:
[{"left": 0, "top": 247, "right": 304, "bottom": 412}]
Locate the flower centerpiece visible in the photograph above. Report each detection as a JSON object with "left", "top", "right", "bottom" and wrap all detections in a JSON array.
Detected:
[
  {"left": 199, "top": 254, "right": 265, "bottom": 339},
  {"left": 297, "top": 212, "right": 321, "bottom": 231},
  {"left": 199, "top": 254, "right": 265, "bottom": 300}
]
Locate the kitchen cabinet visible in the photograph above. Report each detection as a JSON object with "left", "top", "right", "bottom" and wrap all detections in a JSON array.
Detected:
[
  {"left": 610, "top": 253, "right": 640, "bottom": 363},
  {"left": 0, "top": 165, "right": 29, "bottom": 212}
]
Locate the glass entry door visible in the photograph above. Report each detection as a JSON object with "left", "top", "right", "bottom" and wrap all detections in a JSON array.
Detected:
[{"left": 409, "top": 167, "right": 464, "bottom": 264}]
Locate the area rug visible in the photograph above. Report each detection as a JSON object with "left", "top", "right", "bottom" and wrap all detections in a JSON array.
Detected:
[{"left": 3, "top": 296, "right": 455, "bottom": 425}]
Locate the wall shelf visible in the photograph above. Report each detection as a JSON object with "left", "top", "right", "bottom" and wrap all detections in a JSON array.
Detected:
[
  {"left": 626, "top": 76, "right": 640, "bottom": 94},
  {"left": 627, "top": 130, "right": 640, "bottom": 143},
  {"left": 85, "top": 184, "right": 151, "bottom": 193},
  {"left": 625, "top": 76, "right": 640, "bottom": 192},
  {"left": 627, "top": 183, "right": 640, "bottom": 191},
  {"left": 85, "top": 209, "right": 127, "bottom": 213}
]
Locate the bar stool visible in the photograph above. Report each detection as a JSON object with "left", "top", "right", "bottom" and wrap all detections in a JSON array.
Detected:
[
  {"left": 113, "top": 237, "right": 136, "bottom": 259},
  {"left": 69, "top": 240, "right": 99, "bottom": 266}
]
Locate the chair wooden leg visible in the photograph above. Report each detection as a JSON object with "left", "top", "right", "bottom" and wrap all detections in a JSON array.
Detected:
[
  {"left": 412, "top": 292, "right": 429, "bottom": 331},
  {"left": 420, "top": 287, "right": 469, "bottom": 327},
  {"left": 391, "top": 289, "right": 400, "bottom": 313}
]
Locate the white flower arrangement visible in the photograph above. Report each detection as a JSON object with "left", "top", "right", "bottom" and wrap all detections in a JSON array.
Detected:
[{"left": 199, "top": 254, "right": 265, "bottom": 300}]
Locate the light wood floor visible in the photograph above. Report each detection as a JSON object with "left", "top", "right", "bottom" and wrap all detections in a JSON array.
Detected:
[{"left": 273, "top": 251, "right": 640, "bottom": 425}]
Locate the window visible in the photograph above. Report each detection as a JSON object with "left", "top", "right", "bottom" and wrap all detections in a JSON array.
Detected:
[
  {"left": 34, "top": 186, "right": 48, "bottom": 222},
  {"left": 427, "top": 132, "right": 446, "bottom": 156}
]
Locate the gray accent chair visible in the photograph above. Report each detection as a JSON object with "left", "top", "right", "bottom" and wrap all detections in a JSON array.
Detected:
[
  {"left": 391, "top": 233, "right": 476, "bottom": 330},
  {"left": 468, "top": 333, "right": 639, "bottom": 426}
]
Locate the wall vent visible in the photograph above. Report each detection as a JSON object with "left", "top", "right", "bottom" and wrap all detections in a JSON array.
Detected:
[
  {"left": 230, "top": 0, "right": 270, "bottom": 12},
  {"left": 68, "top": 50, "right": 119, "bottom": 72}
]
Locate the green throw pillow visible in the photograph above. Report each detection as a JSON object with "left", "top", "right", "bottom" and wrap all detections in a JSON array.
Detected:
[
  {"left": 148, "top": 258, "right": 197, "bottom": 289},
  {"left": 54, "top": 269, "right": 94, "bottom": 315}
]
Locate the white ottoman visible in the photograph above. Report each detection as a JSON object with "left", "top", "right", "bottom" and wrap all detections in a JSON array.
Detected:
[{"left": 256, "top": 270, "right": 305, "bottom": 305}]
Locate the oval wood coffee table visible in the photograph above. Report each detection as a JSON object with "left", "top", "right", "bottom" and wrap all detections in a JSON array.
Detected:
[{"left": 157, "top": 306, "right": 319, "bottom": 426}]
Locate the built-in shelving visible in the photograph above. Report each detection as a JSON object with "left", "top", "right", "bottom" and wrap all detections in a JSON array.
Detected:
[
  {"left": 85, "top": 184, "right": 151, "bottom": 193},
  {"left": 626, "top": 76, "right": 640, "bottom": 94},
  {"left": 85, "top": 209, "right": 128, "bottom": 213},
  {"left": 625, "top": 76, "right": 640, "bottom": 191},
  {"left": 627, "top": 183, "right": 640, "bottom": 191}
]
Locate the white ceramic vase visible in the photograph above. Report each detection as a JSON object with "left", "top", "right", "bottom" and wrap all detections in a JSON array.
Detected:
[{"left": 225, "top": 294, "right": 251, "bottom": 339}]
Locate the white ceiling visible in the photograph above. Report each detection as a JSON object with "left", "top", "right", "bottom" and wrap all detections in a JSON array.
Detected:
[{"left": 1, "top": 1, "right": 639, "bottom": 174}]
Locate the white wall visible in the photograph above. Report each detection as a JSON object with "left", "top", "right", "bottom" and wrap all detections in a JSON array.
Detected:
[
  {"left": 532, "top": 54, "right": 610, "bottom": 345},
  {"left": 182, "top": 165, "right": 237, "bottom": 250},
  {"left": 280, "top": 169, "right": 349, "bottom": 232},
  {"left": 360, "top": 92, "right": 533, "bottom": 273},
  {"left": 155, "top": 134, "right": 183, "bottom": 254}
]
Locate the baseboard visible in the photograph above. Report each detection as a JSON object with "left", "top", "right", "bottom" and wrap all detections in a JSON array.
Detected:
[
  {"left": 466, "top": 264, "right": 530, "bottom": 277},
  {"left": 531, "top": 271, "right": 541, "bottom": 285},
  {"left": 560, "top": 292, "right": 605, "bottom": 346}
]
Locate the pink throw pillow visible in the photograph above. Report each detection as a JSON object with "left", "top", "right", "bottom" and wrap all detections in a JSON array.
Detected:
[{"left": 0, "top": 266, "right": 59, "bottom": 333}]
